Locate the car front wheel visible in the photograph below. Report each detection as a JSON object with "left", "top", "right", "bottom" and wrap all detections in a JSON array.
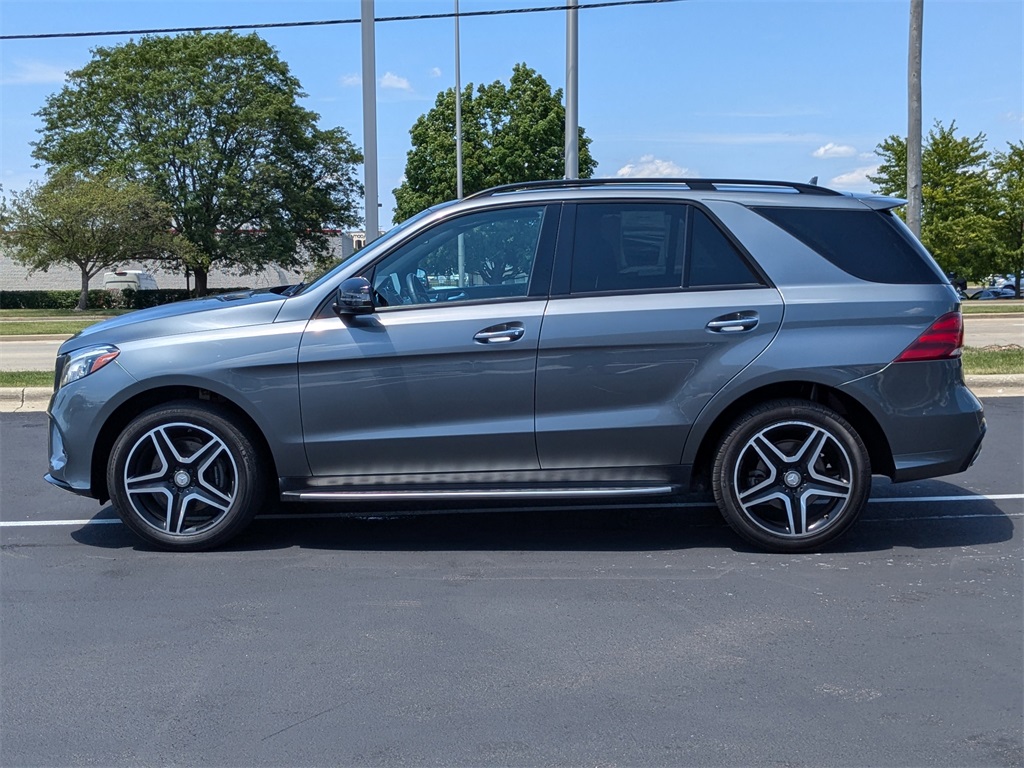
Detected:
[
  {"left": 713, "top": 399, "right": 870, "bottom": 552},
  {"left": 107, "top": 401, "right": 266, "bottom": 550}
]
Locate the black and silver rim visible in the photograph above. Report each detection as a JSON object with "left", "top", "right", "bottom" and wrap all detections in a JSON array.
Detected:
[
  {"left": 122, "top": 422, "right": 239, "bottom": 537},
  {"left": 732, "top": 420, "right": 853, "bottom": 538}
]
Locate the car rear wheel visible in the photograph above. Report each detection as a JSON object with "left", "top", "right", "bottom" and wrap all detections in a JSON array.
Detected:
[
  {"left": 712, "top": 399, "right": 870, "bottom": 552},
  {"left": 107, "top": 401, "right": 266, "bottom": 551}
]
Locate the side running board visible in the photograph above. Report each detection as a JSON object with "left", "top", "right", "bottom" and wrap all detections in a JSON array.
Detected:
[{"left": 283, "top": 486, "right": 676, "bottom": 502}]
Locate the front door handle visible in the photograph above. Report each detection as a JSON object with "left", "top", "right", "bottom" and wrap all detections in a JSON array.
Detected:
[
  {"left": 706, "top": 311, "right": 759, "bottom": 333},
  {"left": 474, "top": 323, "right": 526, "bottom": 344}
]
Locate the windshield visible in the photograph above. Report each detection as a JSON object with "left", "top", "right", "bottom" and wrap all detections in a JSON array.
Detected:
[{"left": 294, "top": 204, "right": 453, "bottom": 296}]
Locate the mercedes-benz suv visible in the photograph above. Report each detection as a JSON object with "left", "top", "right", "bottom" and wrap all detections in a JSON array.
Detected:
[{"left": 45, "top": 179, "right": 986, "bottom": 552}]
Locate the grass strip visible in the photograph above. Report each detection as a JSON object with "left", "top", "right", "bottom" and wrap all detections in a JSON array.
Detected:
[
  {"left": 961, "top": 302, "right": 1024, "bottom": 314},
  {"left": 0, "top": 321, "right": 97, "bottom": 336},
  {"left": 0, "top": 309, "right": 128, "bottom": 319},
  {"left": 961, "top": 346, "right": 1024, "bottom": 375},
  {"left": 0, "top": 371, "right": 53, "bottom": 388}
]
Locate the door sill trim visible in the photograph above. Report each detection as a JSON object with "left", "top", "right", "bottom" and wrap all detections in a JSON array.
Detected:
[{"left": 282, "top": 486, "right": 675, "bottom": 502}]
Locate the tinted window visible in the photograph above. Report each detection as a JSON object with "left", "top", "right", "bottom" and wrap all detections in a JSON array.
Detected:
[
  {"left": 570, "top": 204, "right": 683, "bottom": 293},
  {"left": 370, "top": 206, "right": 546, "bottom": 308},
  {"left": 753, "top": 206, "right": 943, "bottom": 284},
  {"left": 688, "top": 209, "right": 763, "bottom": 287}
]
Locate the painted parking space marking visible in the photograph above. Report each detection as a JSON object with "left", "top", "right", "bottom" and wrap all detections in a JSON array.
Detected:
[{"left": 1, "top": 493, "right": 1021, "bottom": 528}]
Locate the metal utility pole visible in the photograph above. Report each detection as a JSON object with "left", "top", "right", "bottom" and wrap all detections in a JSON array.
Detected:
[
  {"left": 361, "top": 0, "right": 380, "bottom": 244},
  {"left": 564, "top": 0, "right": 579, "bottom": 179},
  {"left": 455, "top": 0, "right": 464, "bottom": 200},
  {"left": 907, "top": 0, "right": 924, "bottom": 237}
]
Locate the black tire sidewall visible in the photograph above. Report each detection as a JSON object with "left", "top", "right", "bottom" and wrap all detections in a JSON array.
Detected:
[
  {"left": 107, "top": 400, "right": 265, "bottom": 551},
  {"left": 713, "top": 399, "right": 871, "bottom": 553}
]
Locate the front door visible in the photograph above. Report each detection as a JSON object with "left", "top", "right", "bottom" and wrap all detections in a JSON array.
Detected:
[{"left": 298, "top": 204, "right": 558, "bottom": 478}]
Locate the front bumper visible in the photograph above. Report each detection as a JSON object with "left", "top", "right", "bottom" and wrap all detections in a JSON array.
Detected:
[{"left": 46, "top": 361, "right": 139, "bottom": 499}]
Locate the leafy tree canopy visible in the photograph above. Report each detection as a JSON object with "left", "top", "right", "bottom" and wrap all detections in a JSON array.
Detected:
[
  {"left": 870, "top": 121, "right": 999, "bottom": 281},
  {"left": 991, "top": 141, "right": 1024, "bottom": 295},
  {"left": 32, "top": 31, "right": 363, "bottom": 294},
  {"left": 393, "top": 64, "right": 597, "bottom": 224},
  {"left": 1, "top": 169, "right": 186, "bottom": 310}
]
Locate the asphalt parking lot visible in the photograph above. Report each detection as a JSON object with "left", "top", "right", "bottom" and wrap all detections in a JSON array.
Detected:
[{"left": 1, "top": 399, "right": 1021, "bottom": 767}]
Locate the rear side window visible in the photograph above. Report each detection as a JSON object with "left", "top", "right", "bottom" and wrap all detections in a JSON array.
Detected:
[
  {"left": 568, "top": 203, "right": 763, "bottom": 294},
  {"left": 688, "top": 209, "right": 763, "bottom": 287},
  {"left": 753, "top": 207, "right": 943, "bottom": 284}
]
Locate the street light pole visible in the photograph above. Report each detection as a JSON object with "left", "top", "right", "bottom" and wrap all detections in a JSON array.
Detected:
[
  {"left": 564, "top": 0, "right": 579, "bottom": 180},
  {"left": 361, "top": 0, "right": 380, "bottom": 244},
  {"left": 907, "top": 0, "right": 924, "bottom": 238},
  {"left": 455, "top": 0, "right": 464, "bottom": 200}
]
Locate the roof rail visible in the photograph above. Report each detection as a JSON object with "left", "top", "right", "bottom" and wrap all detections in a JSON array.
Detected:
[{"left": 465, "top": 178, "right": 843, "bottom": 199}]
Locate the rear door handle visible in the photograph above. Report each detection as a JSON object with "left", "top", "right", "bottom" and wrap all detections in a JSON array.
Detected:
[
  {"left": 474, "top": 323, "right": 526, "bottom": 344},
  {"left": 706, "top": 311, "right": 759, "bottom": 333}
]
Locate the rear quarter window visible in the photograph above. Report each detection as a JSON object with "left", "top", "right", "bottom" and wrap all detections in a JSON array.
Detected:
[{"left": 752, "top": 206, "right": 943, "bottom": 284}]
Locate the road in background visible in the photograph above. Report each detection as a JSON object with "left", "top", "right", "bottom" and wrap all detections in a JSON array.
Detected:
[
  {"left": 1, "top": 398, "right": 1021, "bottom": 767},
  {"left": 0, "top": 337, "right": 62, "bottom": 371}
]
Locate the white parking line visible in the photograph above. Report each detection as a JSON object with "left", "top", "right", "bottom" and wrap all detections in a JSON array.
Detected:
[
  {"left": 1, "top": 493, "right": 1022, "bottom": 528},
  {"left": 1, "top": 518, "right": 122, "bottom": 527}
]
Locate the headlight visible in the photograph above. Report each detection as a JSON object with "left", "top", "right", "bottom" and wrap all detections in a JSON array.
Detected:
[{"left": 58, "top": 345, "right": 120, "bottom": 389}]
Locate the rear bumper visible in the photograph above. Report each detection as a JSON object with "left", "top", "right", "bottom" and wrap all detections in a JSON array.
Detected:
[
  {"left": 890, "top": 421, "right": 986, "bottom": 482},
  {"left": 841, "top": 360, "right": 986, "bottom": 483}
]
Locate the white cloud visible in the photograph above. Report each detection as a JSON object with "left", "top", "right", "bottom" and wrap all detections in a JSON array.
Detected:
[
  {"left": 616, "top": 155, "right": 691, "bottom": 178},
  {"left": 340, "top": 73, "right": 361, "bottom": 87},
  {"left": 1, "top": 60, "right": 68, "bottom": 85},
  {"left": 380, "top": 72, "right": 412, "bottom": 91},
  {"left": 813, "top": 142, "right": 857, "bottom": 159},
  {"left": 830, "top": 165, "right": 879, "bottom": 190},
  {"left": 429, "top": 67, "right": 442, "bottom": 78}
]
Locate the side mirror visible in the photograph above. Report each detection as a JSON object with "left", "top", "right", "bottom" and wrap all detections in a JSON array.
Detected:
[{"left": 333, "top": 276, "right": 375, "bottom": 316}]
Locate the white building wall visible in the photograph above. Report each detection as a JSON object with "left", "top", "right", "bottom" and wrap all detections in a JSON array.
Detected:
[{"left": 0, "top": 234, "right": 356, "bottom": 292}]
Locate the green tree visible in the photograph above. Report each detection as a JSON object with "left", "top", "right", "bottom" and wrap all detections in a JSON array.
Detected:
[
  {"left": 991, "top": 141, "right": 1024, "bottom": 297},
  {"left": 32, "top": 31, "right": 362, "bottom": 295},
  {"left": 869, "top": 121, "right": 998, "bottom": 280},
  {"left": 394, "top": 64, "right": 597, "bottom": 223},
  {"left": 1, "top": 170, "right": 185, "bottom": 310}
]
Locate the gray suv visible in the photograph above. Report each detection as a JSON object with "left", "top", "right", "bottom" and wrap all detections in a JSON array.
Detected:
[{"left": 45, "top": 179, "right": 986, "bottom": 552}]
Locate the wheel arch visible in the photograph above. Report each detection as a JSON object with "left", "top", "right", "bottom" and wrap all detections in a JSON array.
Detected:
[
  {"left": 91, "top": 386, "right": 278, "bottom": 503},
  {"left": 687, "top": 380, "right": 894, "bottom": 491}
]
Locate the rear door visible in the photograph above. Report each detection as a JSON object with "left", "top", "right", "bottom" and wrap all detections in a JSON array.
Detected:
[{"left": 535, "top": 201, "right": 783, "bottom": 469}]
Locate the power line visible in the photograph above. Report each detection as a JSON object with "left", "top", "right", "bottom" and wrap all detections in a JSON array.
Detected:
[{"left": 0, "top": 0, "right": 687, "bottom": 41}]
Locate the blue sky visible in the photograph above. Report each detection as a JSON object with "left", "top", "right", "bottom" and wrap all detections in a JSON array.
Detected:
[{"left": 2, "top": 0, "right": 1022, "bottom": 228}]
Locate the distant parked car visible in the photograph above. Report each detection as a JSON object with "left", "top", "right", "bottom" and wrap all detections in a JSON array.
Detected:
[
  {"left": 997, "top": 281, "right": 1020, "bottom": 297},
  {"left": 968, "top": 288, "right": 1016, "bottom": 300},
  {"left": 103, "top": 270, "right": 158, "bottom": 291}
]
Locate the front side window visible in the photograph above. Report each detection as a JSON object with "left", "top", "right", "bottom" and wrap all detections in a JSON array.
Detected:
[{"left": 369, "top": 206, "right": 547, "bottom": 308}]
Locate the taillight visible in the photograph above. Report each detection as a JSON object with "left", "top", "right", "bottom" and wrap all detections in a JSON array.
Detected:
[{"left": 894, "top": 311, "right": 964, "bottom": 362}]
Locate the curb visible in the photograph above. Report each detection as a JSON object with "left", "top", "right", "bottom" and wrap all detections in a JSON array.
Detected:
[
  {"left": 3, "top": 377, "right": 1021, "bottom": 415},
  {"left": 965, "top": 374, "right": 1024, "bottom": 399},
  {"left": 0, "top": 387, "right": 51, "bottom": 413}
]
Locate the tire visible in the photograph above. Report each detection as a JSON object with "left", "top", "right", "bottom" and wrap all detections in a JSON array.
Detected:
[
  {"left": 107, "top": 400, "right": 267, "bottom": 551},
  {"left": 712, "top": 399, "right": 870, "bottom": 553}
]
